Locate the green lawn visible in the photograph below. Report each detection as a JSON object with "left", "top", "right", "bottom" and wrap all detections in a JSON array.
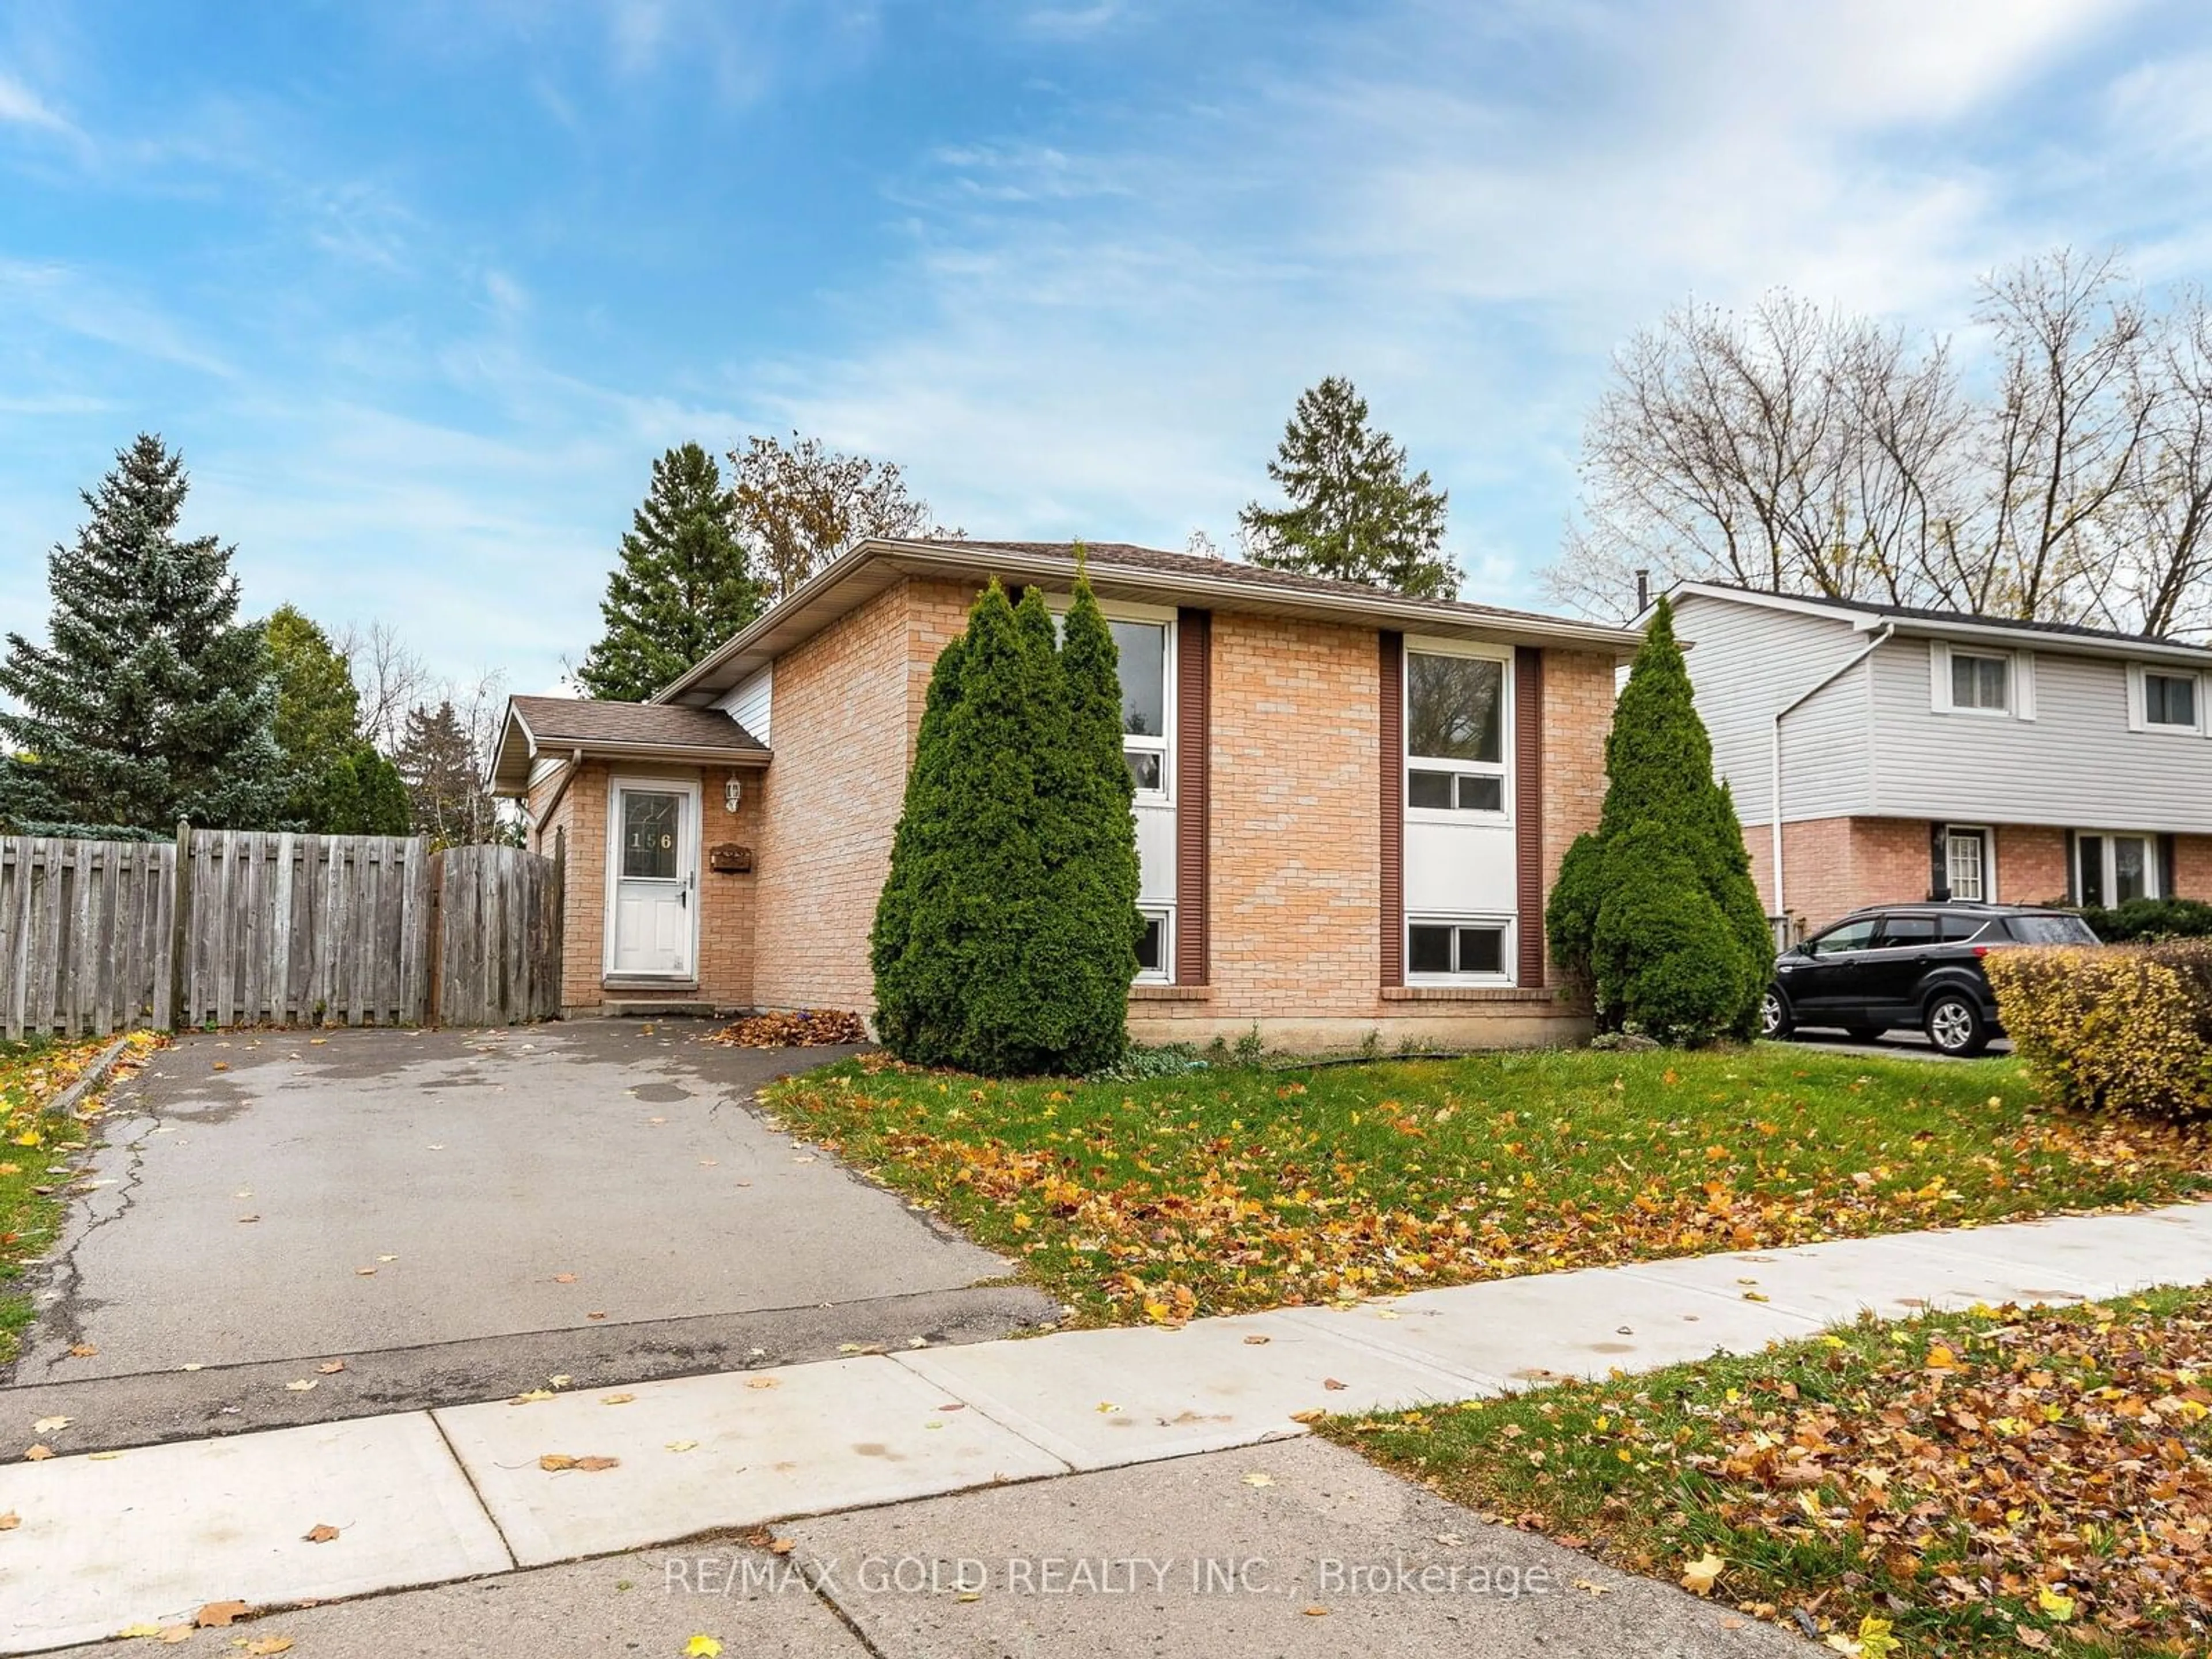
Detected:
[
  {"left": 0, "top": 1033, "right": 153, "bottom": 1362},
  {"left": 1325, "top": 1289, "right": 2212, "bottom": 1657},
  {"left": 762, "top": 1044, "right": 2212, "bottom": 1326}
]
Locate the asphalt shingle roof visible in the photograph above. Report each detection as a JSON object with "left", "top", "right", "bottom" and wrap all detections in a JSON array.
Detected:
[{"left": 509, "top": 695, "right": 766, "bottom": 753}]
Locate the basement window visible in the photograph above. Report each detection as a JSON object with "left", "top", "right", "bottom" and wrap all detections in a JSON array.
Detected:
[
  {"left": 1407, "top": 918, "right": 1509, "bottom": 982},
  {"left": 1134, "top": 908, "right": 1172, "bottom": 983}
]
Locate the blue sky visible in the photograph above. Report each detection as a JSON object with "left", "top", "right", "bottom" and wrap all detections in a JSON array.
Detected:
[{"left": 3, "top": 0, "right": 2211, "bottom": 692}]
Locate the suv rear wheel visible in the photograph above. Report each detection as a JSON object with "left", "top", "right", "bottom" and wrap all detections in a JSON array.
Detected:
[
  {"left": 1760, "top": 988, "right": 1793, "bottom": 1040},
  {"left": 1924, "top": 990, "right": 1987, "bottom": 1057}
]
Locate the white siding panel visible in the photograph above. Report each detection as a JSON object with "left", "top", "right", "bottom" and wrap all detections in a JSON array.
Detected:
[
  {"left": 1670, "top": 595, "right": 1873, "bottom": 823},
  {"left": 717, "top": 665, "right": 772, "bottom": 747},
  {"left": 1134, "top": 801, "right": 1176, "bottom": 907},
  {"left": 1404, "top": 820, "right": 1517, "bottom": 914},
  {"left": 1868, "top": 639, "right": 2212, "bottom": 828}
]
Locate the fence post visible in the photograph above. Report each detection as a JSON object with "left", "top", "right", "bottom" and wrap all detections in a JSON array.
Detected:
[
  {"left": 166, "top": 819, "right": 192, "bottom": 1032},
  {"left": 550, "top": 826, "right": 566, "bottom": 1020},
  {"left": 425, "top": 848, "right": 445, "bottom": 1029}
]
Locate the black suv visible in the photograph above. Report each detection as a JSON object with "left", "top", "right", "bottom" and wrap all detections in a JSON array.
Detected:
[{"left": 1762, "top": 902, "right": 2099, "bottom": 1056}]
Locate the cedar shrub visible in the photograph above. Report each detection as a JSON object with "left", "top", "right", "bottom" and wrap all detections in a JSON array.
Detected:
[
  {"left": 870, "top": 572, "right": 1139, "bottom": 1075},
  {"left": 1547, "top": 596, "right": 1770, "bottom": 1043}
]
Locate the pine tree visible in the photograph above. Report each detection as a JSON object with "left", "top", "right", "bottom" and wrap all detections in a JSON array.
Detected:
[
  {"left": 577, "top": 444, "right": 767, "bottom": 702},
  {"left": 395, "top": 700, "right": 498, "bottom": 847},
  {"left": 1039, "top": 572, "right": 1142, "bottom": 1070},
  {"left": 0, "top": 434, "right": 286, "bottom": 836},
  {"left": 1238, "top": 376, "right": 1461, "bottom": 599},
  {"left": 1546, "top": 596, "right": 1771, "bottom": 1044},
  {"left": 297, "top": 744, "right": 412, "bottom": 836}
]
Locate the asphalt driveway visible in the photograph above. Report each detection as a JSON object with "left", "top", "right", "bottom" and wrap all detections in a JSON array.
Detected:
[{"left": 6, "top": 1023, "right": 1051, "bottom": 1450}]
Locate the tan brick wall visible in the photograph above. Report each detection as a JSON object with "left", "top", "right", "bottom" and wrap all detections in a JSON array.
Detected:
[
  {"left": 1131, "top": 615, "right": 1597, "bottom": 1046},
  {"left": 1539, "top": 648, "right": 1615, "bottom": 982},
  {"left": 750, "top": 579, "right": 918, "bottom": 1013},
  {"left": 732, "top": 585, "right": 1608, "bottom": 1048},
  {"left": 529, "top": 757, "right": 759, "bottom": 1012}
]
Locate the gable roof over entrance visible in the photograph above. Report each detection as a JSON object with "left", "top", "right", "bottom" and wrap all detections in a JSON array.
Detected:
[{"left": 490, "top": 695, "right": 768, "bottom": 796}]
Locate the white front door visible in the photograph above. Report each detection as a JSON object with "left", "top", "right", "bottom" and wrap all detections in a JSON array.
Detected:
[{"left": 609, "top": 783, "right": 695, "bottom": 978}]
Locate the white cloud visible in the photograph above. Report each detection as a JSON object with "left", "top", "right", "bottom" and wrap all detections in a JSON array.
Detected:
[{"left": 0, "top": 70, "right": 70, "bottom": 134}]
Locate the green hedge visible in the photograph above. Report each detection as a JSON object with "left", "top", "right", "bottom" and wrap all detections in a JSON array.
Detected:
[
  {"left": 1984, "top": 941, "right": 2212, "bottom": 1122},
  {"left": 2070, "top": 896, "right": 2212, "bottom": 943}
]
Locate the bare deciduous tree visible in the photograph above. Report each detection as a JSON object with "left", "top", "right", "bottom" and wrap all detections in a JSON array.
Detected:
[
  {"left": 1550, "top": 249, "right": 2212, "bottom": 641},
  {"left": 728, "top": 432, "right": 961, "bottom": 599},
  {"left": 331, "top": 619, "right": 433, "bottom": 751}
]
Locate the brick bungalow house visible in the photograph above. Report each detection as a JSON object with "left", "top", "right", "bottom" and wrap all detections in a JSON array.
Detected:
[
  {"left": 1665, "top": 582, "right": 2212, "bottom": 934},
  {"left": 490, "top": 540, "right": 1637, "bottom": 1048}
]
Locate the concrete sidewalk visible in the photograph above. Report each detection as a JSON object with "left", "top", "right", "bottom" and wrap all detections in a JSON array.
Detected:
[{"left": 8, "top": 1199, "right": 2211, "bottom": 1654}]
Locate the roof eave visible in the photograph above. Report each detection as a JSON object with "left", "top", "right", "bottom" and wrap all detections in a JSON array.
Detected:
[{"left": 659, "top": 539, "right": 1642, "bottom": 703}]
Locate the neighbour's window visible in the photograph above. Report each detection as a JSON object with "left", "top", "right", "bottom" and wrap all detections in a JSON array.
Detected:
[
  {"left": 1949, "top": 651, "right": 2009, "bottom": 712},
  {"left": 1406, "top": 650, "right": 1507, "bottom": 815},
  {"left": 2146, "top": 671, "right": 2199, "bottom": 729},
  {"left": 1133, "top": 909, "right": 1170, "bottom": 982},
  {"left": 1111, "top": 620, "right": 1169, "bottom": 796},
  {"left": 1805, "top": 919, "right": 1877, "bottom": 956},
  {"left": 1407, "top": 919, "right": 1508, "bottom": 979},
  {"left": 2075, "top": 831, "right": 2161, "bottom": 907}
]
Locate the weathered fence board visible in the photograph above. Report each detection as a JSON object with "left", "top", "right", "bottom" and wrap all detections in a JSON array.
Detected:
[
  {"left": 179, "top": 831, "right": 433, "bottom": 1029},
  {"left": 431, "top": 845, "right": 562, "bottom": 1028},
  {"left": 0, "top": 829, "right": 563, "bottom": 1037},
  {"left": 0, "top": 838, "right": 177, "bottom": 1039}
]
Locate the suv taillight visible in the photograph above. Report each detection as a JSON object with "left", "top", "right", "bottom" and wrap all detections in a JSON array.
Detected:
[{"left": 1972, "top": 945, "right": 1990, "bottom": 958}]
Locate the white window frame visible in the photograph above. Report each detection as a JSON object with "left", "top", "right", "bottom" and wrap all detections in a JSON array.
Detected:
[
  {"left": 2075, "top": 830, "right": 2164, "bottom": 906},
  {"left": 1134, "top": 904, "right": 1173, "bottom": 984},
  {"left": 1050, "top": 595, "right": 1175, "bottom": 807},
  {"left": 1942, "top": 824, "right": 1995, "bottom": 904},
  {"left": 1405, "top": 914, "right": 1514, "bottom": 985},
  {"left": 2128, "top": 662, "right": 2205, "bottom": 736},
  {"left": 1929, "top": 641, "right": 2030, "bottom": 719},
  {"left": 1403, "top": 637, "right": 1513, "bottom": 823}
]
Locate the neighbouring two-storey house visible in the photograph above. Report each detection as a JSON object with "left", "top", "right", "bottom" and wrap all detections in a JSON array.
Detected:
[
  {"left": 490, "top": 539, "right": 1639, "bottom": 1049},
  {"left": 1666, "top": 583, "right": 2212, "bottom": 933}
]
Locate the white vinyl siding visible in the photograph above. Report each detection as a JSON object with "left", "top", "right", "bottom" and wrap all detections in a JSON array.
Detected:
[
  {"left": 717, "top": 666, "right": 772, "bottom": 747},
  {"left": 1867, "top": 639, "right": 2212, "bottom": 827},
  {"left": 1669, "top": 594, "right": 1873, "bottom": 823}
]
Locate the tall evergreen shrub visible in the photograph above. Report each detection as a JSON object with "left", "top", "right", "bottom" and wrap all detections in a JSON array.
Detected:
[
  {"left": 870, "top": 572, "right": 1140, "bottom": 1075},
  {"left": 1546, "top": 596, "right": 1770, "bottom": 1043}
]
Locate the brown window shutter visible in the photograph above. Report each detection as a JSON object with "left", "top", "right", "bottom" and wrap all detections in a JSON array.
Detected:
[
  {"left": 1514, "top": 647, "right": 1546, "bottom": 988},
  {"left": 1379, "top": 630, "right": 1404, "bottom": 988},
  {"left": 1173, "top": 609, "right": 1211, "bottom": 985}
]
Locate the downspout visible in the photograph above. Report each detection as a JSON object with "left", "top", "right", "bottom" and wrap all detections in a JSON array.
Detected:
[{"left": 1770, "top": 623, "right": 1894, "bottom": 921}]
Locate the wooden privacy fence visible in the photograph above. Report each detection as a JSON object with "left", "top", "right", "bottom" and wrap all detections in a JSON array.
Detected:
[
  {"left": 430, "top": 843, "right": 563, "bottom": 1027},
  {"left": 0, "top": 828, "right": 563, "bottom": 1038}
]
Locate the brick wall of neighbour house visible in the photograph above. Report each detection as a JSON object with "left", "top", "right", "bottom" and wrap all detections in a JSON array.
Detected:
[
  {"left": 1996, "top": 824, "right": 2069, "bottom": 907},
  {"left": 2176, "top": 835, "right": 2212, "bottom": 899},
  {"left": 1745, "top": 815, "right": 1949, "bottom": 934},
  {"left": 530, "top": 757, "right": 759, "bottom": 1012},
  {"left": 748, "top": 579, "right": 926, "bottom": 1014}
]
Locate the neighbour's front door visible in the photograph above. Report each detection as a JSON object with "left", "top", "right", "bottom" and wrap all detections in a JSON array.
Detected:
[{"left": 609, "top": 785, "right": 694, "bottom": 978}]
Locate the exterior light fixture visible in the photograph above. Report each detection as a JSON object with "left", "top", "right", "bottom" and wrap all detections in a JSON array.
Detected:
[{"left": 724, "top": 777, "right": 743, "bottom": 813}]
